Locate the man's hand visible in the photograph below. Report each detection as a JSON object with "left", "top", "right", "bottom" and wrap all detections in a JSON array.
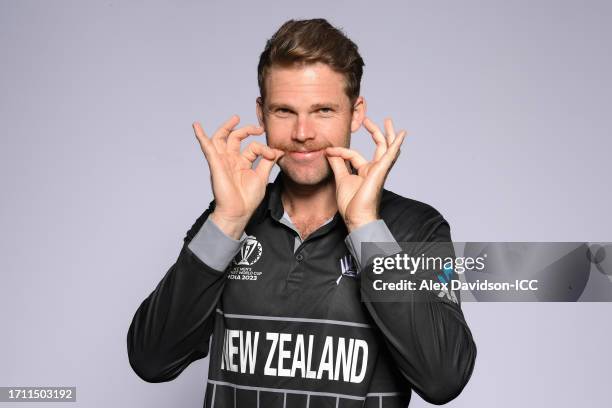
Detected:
[
  {"left": 325, "top": 117, "right": 407, "bottom": 233},
  {"left": 192, "top": 115, "right": 284, "bottom": 239}
]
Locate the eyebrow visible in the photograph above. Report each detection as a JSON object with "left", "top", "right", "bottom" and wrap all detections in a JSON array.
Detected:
[{"left": 266, "top": 102, "right": 341, "bottom": 111}]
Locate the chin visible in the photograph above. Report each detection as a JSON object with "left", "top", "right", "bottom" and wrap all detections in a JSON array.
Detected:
[{"left": 279, "top": 160, "right": 332, "bottom": 186}]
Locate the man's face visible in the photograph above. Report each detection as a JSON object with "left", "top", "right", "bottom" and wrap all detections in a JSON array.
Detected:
[{"left": 257, "top": 62, "right": 364, "bottom": 186}]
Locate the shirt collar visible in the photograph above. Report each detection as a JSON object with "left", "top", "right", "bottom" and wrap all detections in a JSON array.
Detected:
[
  {"left": 267, "top": 170, "right": 285, "bottom": 221},
  {"left": 263, "top": 170, "right": 344, "bottom": 237}
]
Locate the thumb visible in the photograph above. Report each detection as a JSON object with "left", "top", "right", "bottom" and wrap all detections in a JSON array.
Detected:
[
  {"left": 326, "top": 155, "right": 350, "bottom": 184},
  {"left": 255, "top": 150, "right": 284, "bottom": 181}
]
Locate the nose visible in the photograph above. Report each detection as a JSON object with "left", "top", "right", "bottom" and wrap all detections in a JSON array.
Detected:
[{"left": 292, "top": 113, "right": 315, "bottom": 143}]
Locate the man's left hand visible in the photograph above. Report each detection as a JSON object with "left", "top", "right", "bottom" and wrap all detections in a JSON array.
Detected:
[{"left": 325, "top": 117, "right": 407, "bottom": 233}]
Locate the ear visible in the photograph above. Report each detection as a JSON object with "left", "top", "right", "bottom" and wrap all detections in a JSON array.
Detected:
[
  {"left": 350, "top": 96, "right": 366, "bottom": 133},
  {"left": 256, "top": 97, "right": 265, "bottom": 128}
]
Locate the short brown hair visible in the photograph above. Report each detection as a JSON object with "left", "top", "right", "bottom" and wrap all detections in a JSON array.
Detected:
[{"left": 257, "top": 18, "right": 365, "bottom": 105}]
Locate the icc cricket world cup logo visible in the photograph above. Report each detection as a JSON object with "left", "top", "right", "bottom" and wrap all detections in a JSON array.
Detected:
[{"left": 234, "top": 236, "right": 263, "bottom": 266}]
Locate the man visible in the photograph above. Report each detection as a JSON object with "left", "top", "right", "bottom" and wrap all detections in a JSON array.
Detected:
[{"left": 127, "top": 18, "right": 476, "bottom": 407}]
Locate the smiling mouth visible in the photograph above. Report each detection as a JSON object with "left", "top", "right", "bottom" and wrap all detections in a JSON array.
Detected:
[{"left": 287, "top": 149, "right": 324, "bottom": 161}]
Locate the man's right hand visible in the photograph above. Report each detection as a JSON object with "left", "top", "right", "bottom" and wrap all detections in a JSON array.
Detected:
[{"left": 192, "top": 115, "right": 284, "bottom": 240}]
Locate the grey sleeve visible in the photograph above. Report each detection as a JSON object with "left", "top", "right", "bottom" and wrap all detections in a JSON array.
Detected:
[
  {"left": 187, "top": 217, "right": 247, "bottom": 272},
  {"left": 344, "top": 219, "right": 402, "bottom": 270}
]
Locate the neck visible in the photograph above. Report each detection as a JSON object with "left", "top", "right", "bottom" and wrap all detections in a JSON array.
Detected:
[{"left": 280, "top": 173, "right": 338, "bottom": 220}]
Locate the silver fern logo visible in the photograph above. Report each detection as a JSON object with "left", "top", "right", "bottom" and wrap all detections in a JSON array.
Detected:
[
  {"left": 234, "top": 236, "right": 262, "bottom": 266},
  {"left": 336, "top": 254, "right": 358, "bottom": 284}
]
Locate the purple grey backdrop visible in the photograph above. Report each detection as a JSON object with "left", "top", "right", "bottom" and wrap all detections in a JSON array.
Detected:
[{"left": 1, "top": 0, "right": 611, "bottom": 407}]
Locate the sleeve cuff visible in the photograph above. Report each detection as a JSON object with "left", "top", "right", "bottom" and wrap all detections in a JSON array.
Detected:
[
  {"left": 344, "top": 219, "right": 402, "bottom": 271},
  {"left": 187, "top": 217, "right": 247, "bottom": 272}
]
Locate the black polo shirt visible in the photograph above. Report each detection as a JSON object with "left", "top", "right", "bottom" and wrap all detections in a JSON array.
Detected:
[{"left": 127, "top": 171, "right": 477, "bottom": 407}]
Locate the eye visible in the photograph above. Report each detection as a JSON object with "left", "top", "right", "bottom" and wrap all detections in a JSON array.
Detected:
[
  {"left": 273, "top": 108, "right": 292, "bottom": 118},
  {"left": 317, "top": 107, "right": 334, "bottom": 116}
]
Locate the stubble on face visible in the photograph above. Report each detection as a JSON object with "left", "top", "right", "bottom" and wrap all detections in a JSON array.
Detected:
[
  {"left": 271, "top": 135, "right": 336, "bottom": 186},
  {"left": 261, "top": 63, "right": 353, "bottom": 187}
]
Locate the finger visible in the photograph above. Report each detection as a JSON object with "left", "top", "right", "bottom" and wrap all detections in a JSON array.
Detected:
[
  {"left": 384, "top": 118, "right": 396, "bottom": 145},
  {"left": 326, "top": 156, "right": 350, "bottom": 184},
  {"left": 325, "top": 146, "right": 368, "bottom": 170},
  {"left": 357, "top": 129, "right": 406, "bottom": 194},
  {"left": 242, "top": 141, "right": 278, "bottom": 164},
  {"left": 363, "top": 117, "right": 388, "bottom": 159},
  {"left": 363, "top": 117, "right": 386, "bottom": 143},
  {"left": 255, "top": 149, "right": 284, "bottom": 180},
  {"left": 380, "top": 130, "right": 407, "bottom": 169},
  {"left": 212, "top": 115, "right": 241, "bottom": 151},
  {"left": 192, "top": 121, "right": 219, "bottom": 164},
  {"left": 227, "top": 124, "right": 265, "bottom": 152},
  {"left": 390, "top": 130, "right": 407, "bottom": 151},
  {"left": 359, "top": 119, "right": 386, "bottom": 162}
]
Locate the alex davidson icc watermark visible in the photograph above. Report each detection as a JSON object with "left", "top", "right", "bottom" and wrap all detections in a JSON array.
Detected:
[{"left": 360, "top": 242, "right": 612, "bottom": 302}]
